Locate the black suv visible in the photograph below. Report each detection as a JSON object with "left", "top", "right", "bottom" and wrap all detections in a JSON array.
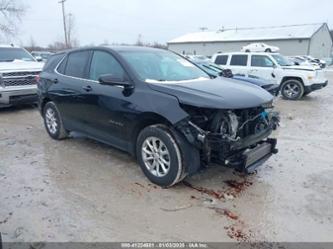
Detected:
[{"left": 38, "top": 46, "right": 278, "bottom": 187}]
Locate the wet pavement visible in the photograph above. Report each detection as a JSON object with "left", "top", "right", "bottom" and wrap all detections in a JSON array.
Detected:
[{"left": 1, "top": 72, "right": 333, "bottom": 242}]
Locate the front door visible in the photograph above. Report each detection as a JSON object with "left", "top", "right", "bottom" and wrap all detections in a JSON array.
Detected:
[
  {"left": 79, "top": 50, "right": 132, "bottom": 149},
  {"left": 248, "top": 54, "right": 277, "bottom": 82}
]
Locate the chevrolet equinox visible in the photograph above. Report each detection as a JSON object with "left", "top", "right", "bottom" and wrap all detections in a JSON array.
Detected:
[{"left": 38, "top": 46, "right": 278, "bottom": 187}]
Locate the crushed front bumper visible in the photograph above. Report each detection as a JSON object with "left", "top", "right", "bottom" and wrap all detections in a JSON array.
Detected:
[
  {"left": 304, "top": 80, "right": 328, "bottom": 93},
  {"left": 225, "top": 138, "right": 278, "bottom": 173},
  {"left": 0, "top": 85, "right": 37, "bottom": 106}
]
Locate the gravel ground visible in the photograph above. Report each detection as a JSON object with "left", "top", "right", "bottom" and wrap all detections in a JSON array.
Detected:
[{"left": 0, "top": 72, "right": 333, "bottom": 243}]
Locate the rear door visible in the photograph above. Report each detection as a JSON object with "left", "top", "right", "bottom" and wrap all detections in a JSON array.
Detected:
[
  {"left": 52, "top": 50, "right": 92, "bottom": 131},
  {"left": 227, "top": 54, "right": 249, "bottom": 76}
]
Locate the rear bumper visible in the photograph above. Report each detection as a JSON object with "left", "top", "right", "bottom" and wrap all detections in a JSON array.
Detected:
[
  {"left": 0, "top": 86, "right": 37, "bottom": 106},
  {"left": 304, "top": 80, "right": 328, "bottom": 93}
]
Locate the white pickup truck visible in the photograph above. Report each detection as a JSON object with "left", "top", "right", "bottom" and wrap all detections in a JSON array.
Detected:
[
  {"left": 0, "top": 45, "right": 44, "bottom": 107},
  {"left": 212, "top": 52, "right": 328, "bottom": 100}
]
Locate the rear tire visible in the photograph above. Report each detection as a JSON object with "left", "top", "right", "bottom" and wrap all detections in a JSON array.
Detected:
[
  {"left": 245, "top": 49, "right": 250, "bottom": 52},
  {"left": 281, "top": 80, "right": 304, "bottom": 100},
  {"left": 265, "top": 48, "right": 272, "bottom": 52},
  {"left": 136, "top": 125, "right": 185, "bottom": 187},
  {"left": 43, "top": 102, "right": 68, "bottom": 140}
]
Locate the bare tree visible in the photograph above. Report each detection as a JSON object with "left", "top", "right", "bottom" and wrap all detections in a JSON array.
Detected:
[{"left": 0, "top": 0, "right": 26, "bottom": 40}]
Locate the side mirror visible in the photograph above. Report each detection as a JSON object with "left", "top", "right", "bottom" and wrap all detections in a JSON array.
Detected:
[
  {"left": 98, "top": 74, "right": 133, "bottom": 89},
  {"left": 36, "top": 56, "right": 43, "bottom": 62}
]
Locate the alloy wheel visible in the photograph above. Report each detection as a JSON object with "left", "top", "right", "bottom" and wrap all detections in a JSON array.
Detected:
[
  {"left": 45, "top": 108, "right": 58, "bottom": 134},
  {"left": 283, "top": 83, "right": 300, "bottom": 99},
  {"left": 141, "top": 136, "right": 171, "bottom": 177}
]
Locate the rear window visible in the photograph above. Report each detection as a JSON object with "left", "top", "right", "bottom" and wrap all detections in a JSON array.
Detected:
[
  {"left": 64, "top": 51, "right": 90, "bottom": 78},
  {"left": 230, "top": 55, "right": 248, "bottom": 66},
  {"left": 43, "top": 53, "right": 65, "bottom": 73},
  {"left": 215, "top": 55, "right": 228, "bottom": 65}
]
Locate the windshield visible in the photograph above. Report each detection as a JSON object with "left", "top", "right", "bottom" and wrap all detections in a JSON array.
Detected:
[
  {"left": 119, "top": 50, "right": 209, "bottom": 83},
  {"left": 272, "top": 54, "right": 293, "bottom": 66},
  {"left": 0, "top": 48, "right": 36, "bottom": 62}
]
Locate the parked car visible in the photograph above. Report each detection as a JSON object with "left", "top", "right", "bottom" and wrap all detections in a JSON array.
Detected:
[
  {"left": 301, "top": 55, "right": 326, "bottom": 69},
  {"left": 212, "top": 52, "right": 328, "bottom": 100},
  {"left": 38, "top": 46, "right": 278, "bottom": 187},
  {"left": 288, "top": 56, "right": 321, "bottom": 69},
  {"left": 241, "top": 43, "right": 280, "bottom": 53},
  {"left": 31, "top": 51, "right": 54, "bottom": 62},
  {"left": 192, "top": 61, "right": 280, "bottom": 96},
  {"left": 0, "top": 44, "right": 44, "bottom": 107}
]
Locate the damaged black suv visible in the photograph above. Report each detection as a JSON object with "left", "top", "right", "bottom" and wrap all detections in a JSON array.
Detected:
[{"left": 38, "top": 46, "right": 278, "bottom": 187}]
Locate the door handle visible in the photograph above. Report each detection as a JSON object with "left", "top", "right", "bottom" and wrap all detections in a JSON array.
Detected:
[{"left": 83, "top": 85, "right": 93, "bottom": 92}]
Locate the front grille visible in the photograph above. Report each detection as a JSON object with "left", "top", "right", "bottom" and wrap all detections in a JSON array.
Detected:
[
  {"left": 2, "top": 71, "right": 40, "bottom": 77},
  {"left": 1, "top": 71, "right": 40, "bottom": 87}
]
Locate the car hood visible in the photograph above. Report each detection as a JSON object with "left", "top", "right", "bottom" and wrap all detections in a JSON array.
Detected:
[
  {"left": 0, "top": 60, "right": 44, "bottom": 72},
  {"left": 148, "top": 77, "right": 273, "bottom": 109},
  {"left": 282, "top": 65, "right": 315, "bottom": 71}
]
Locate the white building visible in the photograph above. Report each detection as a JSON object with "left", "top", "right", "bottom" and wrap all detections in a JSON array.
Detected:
[{"left": 168, "top": 23, "right": 332, "bottom": 59}]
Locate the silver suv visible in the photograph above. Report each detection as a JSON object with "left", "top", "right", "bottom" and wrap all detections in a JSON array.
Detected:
[{"left": 0, "top": 45, "right": 44, "bottom": 107}]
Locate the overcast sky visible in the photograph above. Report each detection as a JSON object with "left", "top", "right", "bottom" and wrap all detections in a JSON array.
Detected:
[{"left": 17, "top": 0, "right": 333, "bottom": 47}]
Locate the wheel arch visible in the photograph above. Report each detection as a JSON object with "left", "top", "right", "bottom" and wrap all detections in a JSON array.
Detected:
[
  {"left": 281, "top": 76, "right": 305, "bottom": 86},
  {"left": 40, "top": 97, "right": 52, "bottom": 113},
  {"left": 129, "top": 112, "right": 174, "bottom": 156},
  {"left": 130, "top": 112, "right": 201, "bottom": 177}
]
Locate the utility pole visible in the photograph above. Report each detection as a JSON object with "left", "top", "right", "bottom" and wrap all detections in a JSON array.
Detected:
[{"left": 59, "top": 0, "right": 68, "bottom": 47}]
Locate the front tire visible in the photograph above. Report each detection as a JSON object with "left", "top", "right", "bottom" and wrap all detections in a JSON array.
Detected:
[
  {"left": 136, "top": 125, "right": 184, "bottom": 187},
  {"left": 281, "top": 80, "right": 304, "bottom": 100},
  {"left": 265, "top": 48, "right": 272, "bottom": 52},
  {"left": 43, "top": 102, "right": 68, "bottom": 140}
]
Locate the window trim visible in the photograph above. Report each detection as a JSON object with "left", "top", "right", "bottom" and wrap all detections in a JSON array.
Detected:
[{"left": 55, "top": 49, "right": 131, "bottom": 86}]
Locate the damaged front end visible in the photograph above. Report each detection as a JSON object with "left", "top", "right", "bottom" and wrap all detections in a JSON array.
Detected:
[{"left": 176, "top": 103, "right": 279, "bottom": 173}]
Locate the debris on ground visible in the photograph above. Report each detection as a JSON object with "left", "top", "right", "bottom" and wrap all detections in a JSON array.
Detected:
[
  {"left": 183, "top": 181, "right": 224, "bottom": 199},
  {"left": 160, "top": 204, "right": 193, "bottom": 212},
  {"left": 209, "top": 207, "right": 238, "bottom": 220},
  {"left": 224, "top": 180, "right": 253, "bottom": 195}
]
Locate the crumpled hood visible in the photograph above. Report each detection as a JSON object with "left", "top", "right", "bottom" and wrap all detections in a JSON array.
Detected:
[
  {"left": 0, "top": 60, "right": 44, "bottom": 72},
  {"left": 148, "top": 77, "right": 273, "bottom": 109}
]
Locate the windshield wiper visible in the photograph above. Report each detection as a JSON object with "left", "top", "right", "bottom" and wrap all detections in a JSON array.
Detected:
[{"left": 0, "top": 59, "right": 14, "bottom": 62}]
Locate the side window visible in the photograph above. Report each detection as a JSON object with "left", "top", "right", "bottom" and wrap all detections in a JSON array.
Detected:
[
  {"left": 89, "top": 51, "right": 125, "bottom": 81},
  {"left": 64, "top": 51, "right": 90, "bottom": 78},
  {"left": 230, "top": 55, "right": 248, "bottom": 66},
  {"left": 57, "top": 56, "right": 67, "bottom": 74},
  {"left": 43, "top": 53, "right": 65, "bottom": 73},
  {"left": 251, "top": 55, "right": 274, "bottom": 67},
  {"left": 215, "top": 55, "right": 228, "bottom": 65}
]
